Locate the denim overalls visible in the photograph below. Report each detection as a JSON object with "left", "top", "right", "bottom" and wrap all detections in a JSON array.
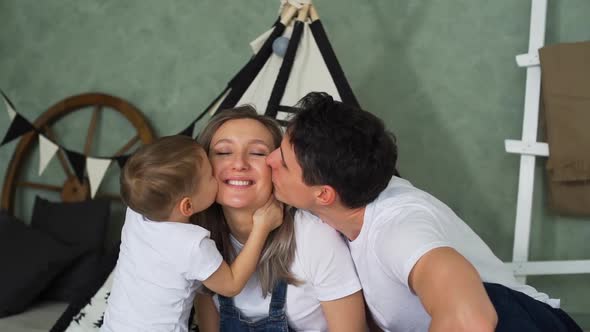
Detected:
[{"left": 219, "top": 280, "right": 294, "bottom": 332}]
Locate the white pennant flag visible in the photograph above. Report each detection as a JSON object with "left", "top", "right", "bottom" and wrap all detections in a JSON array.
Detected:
[
  {"left": 2, "top": 93, "right": 16, "bottom": 121},
  {"left": 86, "top": 157, "right": 112, "bottom": 198},
  {"left": 38, "top": 135, "right": 59, "bottom": 176}
]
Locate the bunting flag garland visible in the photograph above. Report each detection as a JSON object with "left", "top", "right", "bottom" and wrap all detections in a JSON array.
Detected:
[
  {"left": 1, "top": 113, "right": 36, "bottom": 146},
  {"left": 115, "top": 155, "right": 130, "bottom": 169},
  {"left": 1, "top": 90, "right": 16, "bottom": 121},
  {"left": 64, "top": 149, "right": 87, "bottom": 184},
  {"left": 38, "top": 134, "right": 59, "bottom": 175},
  {"left": 1, "top": 89, "right": 135, "bottom": 198},
  {"left": 86, "top": 157, "right": 112, "bottom": 198}
]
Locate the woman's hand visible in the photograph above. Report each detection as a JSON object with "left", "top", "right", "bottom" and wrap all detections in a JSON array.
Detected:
[{"left": 252, "top": 195, "right": 284, "bottom": 233}]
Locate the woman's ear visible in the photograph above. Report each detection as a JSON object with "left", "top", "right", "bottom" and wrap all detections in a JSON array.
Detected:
[
  {"left": 179, "top": 197, "right": 194, "bottom": 217},
  {"left": 316, "top": 185, "right": 336, "bottom": 206}
]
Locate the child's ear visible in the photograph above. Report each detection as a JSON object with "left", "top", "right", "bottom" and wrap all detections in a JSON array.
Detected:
[{"left": 178, "top": 197, "right": 193, "bottom": 217}]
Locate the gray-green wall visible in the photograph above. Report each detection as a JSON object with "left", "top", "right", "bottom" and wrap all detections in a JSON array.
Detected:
[{"left": 1, "top": 0, "right": 589, "bottom": 327}]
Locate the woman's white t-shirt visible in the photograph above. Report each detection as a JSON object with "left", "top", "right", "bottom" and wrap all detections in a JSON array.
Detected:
[{"left": 213, "top": 210, "right": 362, "bottom": 332}]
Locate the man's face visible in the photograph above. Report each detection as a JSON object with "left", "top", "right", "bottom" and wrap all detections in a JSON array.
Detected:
[{"left": 266, "top": 134, "right": 317, "bottom": 209}]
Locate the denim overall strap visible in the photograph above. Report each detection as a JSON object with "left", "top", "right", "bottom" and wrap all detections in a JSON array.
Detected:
[
  {"left": 218, "top": 280, "right": 294, "bottom": 332},
  {"left": 268, "top": 280, "right": 288, "bottom": 320},
  {"left": 218, "top": 292, "right": 233, "bottom": 309}
]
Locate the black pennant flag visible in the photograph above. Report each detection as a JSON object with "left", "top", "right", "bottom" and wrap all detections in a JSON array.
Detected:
[
  {"left": 1, "top": 114, "right": 36, "bottom": 146},
  {"left": 178, "top": 120, "right": 197, "bottom": 138},
  {"left": 64, "top": 149, "right": 86, "bottom": 184},
  {"left": 116, "top": 155, "right": 130, "bottom": 169}
]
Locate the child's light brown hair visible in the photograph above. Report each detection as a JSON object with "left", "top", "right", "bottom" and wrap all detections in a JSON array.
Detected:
[{"left": 120, "top": 135, "right": 204, "bottom": 221}]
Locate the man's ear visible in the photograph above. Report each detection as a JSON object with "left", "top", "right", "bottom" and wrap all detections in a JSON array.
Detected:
[
  {"left": 316, "top": 185, "right": 336, "bottom": 206},
  {"left": 178, "top": 197, "right": 193, "bottom": 217}
]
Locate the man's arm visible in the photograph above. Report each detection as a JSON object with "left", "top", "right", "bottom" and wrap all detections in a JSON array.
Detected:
[
  {"left": 409, "top": 247, "right": 497, "bottom": 332},
  {"left": 320, "top": 291, "right": 367, "bottom": 332}
]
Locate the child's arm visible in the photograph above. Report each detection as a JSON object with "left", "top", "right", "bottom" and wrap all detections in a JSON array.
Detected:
[{"left": 202, "top": 196, "right": 283, "bottom": 297}]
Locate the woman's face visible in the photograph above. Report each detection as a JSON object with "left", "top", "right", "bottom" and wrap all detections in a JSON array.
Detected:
[{"left": 209, "top": 118, "right": 275, "bottom": 210}]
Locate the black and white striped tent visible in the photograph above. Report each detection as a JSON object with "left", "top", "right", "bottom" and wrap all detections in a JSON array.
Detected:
[{"left": 183, "top": 4, "right": 359, "bottom": 135}]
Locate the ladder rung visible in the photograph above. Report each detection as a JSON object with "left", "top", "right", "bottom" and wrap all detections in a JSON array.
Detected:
[
  {"left": 516, "top": 52, "right": 540, "bottom": 67},
  {"left": 506, "top": 260, "right": 590, "bottom": 276},
  {"left": 505, "top": 139, "right": 549, "bottom": 156}
]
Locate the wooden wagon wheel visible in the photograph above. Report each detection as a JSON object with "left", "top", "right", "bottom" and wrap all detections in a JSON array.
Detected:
[{"left": 1, "top": 93, "right": 155, "bottom": 215}]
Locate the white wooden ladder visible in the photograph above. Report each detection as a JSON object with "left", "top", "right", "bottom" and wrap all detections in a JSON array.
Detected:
[{"left": 504, "top": 0, "right": 590, "bottom": 283}]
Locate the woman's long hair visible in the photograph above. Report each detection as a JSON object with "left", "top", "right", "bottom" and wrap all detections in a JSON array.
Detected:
[{"left": 193, "top": 106, "right": 299, "bottom": 296}]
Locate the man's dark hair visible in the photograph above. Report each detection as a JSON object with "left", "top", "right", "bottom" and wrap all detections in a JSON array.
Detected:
[{"left": 287, "top": 92, "right": 398, "bottom": 208}]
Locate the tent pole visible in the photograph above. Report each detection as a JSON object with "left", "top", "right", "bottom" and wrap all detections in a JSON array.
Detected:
[
  {"left": 309, "top": 5, "right": 320, "bottom": 21},
  {"left": 297, "top": 4, "right": 310, "bottom": 22},
  {"left": 281, "top": 4, "right": 298, "bottom": 25}
]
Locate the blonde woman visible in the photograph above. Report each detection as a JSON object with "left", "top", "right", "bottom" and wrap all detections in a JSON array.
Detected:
[{"left": 193, "top": 106, "right": 366, "bottom": 332}]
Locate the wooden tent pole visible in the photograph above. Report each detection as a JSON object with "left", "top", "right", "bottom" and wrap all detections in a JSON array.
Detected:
[
  {"left": 280, "top": 4, "right": 298, "bottom": 25},
  {"left": 297, "top": 4, "right": 310, "bottom": 22},
  {"left": 309, "top": 4, "right": 320, "bottom": 21}
]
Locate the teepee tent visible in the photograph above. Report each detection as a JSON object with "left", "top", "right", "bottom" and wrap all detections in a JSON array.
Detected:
[{"left": 183, "top": 3, "right": 360, "bottom": 136}]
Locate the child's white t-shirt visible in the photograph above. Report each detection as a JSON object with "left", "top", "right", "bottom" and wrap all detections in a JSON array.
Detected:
[
  {"left": 212, "top": 209, "right": 362, "bottom": 331},
  {"left": 102, "top": 208, "right": 222, "bottom": 332},
  {"left": 349, "top": 177, "right": 557, "bottom": 332}
]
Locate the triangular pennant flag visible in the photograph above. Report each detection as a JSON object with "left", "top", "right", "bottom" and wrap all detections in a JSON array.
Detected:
[
  {"left": 179, "top": 120, "right": 197, "bottom": 137},
  {"left": 64, "top": 149, "right": 86, "bottom": 184},
  {"left": 1, "top": 90, "right": 17, "bottom": 121},
  {"left": 1, "top": 114, "right": 36, "bottom": 146},
  {"left": 86, "top": 157, "right": 112, "bottom": 198},
  {"left": 38, "top": 135, "right": 59, "bottom": 175},
  {"left": 116, "top": 155, "right": 130, "bottom": 169}
]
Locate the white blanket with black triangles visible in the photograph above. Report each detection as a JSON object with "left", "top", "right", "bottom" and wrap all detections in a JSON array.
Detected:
[
  {"left": 62, "top": 272, "right": 199, "bottom": 331},
  {"left": 63, "top": 272, "right": 113, "bottom": 331}
]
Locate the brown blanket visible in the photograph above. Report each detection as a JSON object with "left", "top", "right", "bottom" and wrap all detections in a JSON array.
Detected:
[{"left": 539, "top": 41, "right": 590, "bottom": 216}]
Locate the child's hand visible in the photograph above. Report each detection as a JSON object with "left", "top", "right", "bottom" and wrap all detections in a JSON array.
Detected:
[{"left": 252, "top": 195, "right": 284, "bottom": 233}]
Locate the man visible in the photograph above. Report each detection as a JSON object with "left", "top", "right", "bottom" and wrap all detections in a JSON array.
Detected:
[{"left": 266, "top": 92, "right": 582, "bottom": 332}]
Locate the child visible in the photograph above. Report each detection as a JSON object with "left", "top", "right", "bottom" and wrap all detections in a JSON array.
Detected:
[{"left": 101, "top": 135, "right": 282, "bottom": 332}]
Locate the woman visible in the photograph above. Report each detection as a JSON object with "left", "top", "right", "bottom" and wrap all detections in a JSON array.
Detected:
[{"left": 193, "top": 106, "right": 366, "bottom": 331}]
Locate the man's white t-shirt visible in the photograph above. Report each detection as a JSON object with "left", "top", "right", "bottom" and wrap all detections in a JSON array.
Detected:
[
  {"left": 102, "top": 208, "right": 223, "bottom": 332},
  {"left": 349, "top": 176, "right": 557, "bottom": 332},
  {"left": 212, "top": 209, "right": 362, "bottom": 332}
]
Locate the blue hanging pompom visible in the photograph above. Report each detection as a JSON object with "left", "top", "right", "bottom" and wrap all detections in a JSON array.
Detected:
[{"left": 272, "top": 36, "right": 290, "bottom": 57}]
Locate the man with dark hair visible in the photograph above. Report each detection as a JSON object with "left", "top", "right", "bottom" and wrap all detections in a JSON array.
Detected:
[{"left": 266, "top": 92, "right": 582, "bottom": 332}]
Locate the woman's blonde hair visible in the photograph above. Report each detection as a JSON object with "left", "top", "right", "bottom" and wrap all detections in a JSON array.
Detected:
[{"left": 193, "top": 106, "right": 299, "bottom": 296}]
